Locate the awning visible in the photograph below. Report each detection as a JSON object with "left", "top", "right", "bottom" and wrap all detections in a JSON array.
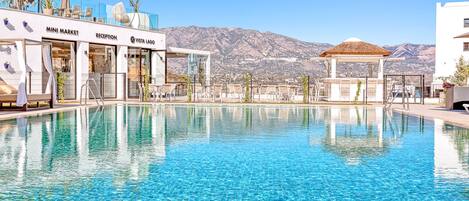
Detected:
[
  {"left": 454, "top": 32, "right": 469, "bottom": 38},
  {"left": 0, "top": 39, "right": 56, "bottom": 106}
]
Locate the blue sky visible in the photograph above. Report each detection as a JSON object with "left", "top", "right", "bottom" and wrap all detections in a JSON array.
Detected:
[{"left": 122, "top": 0, "right": 458, "bottom": 45}]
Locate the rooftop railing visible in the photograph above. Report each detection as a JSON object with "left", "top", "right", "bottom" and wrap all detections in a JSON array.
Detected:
[{"left": 0, "top": 0, "right": 158, "bottom": 31}]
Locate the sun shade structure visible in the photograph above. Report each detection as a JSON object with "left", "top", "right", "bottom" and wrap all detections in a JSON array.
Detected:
[
  {"left": 454, "top": 32, "right": 469, "bottom": 38},
  {"left": 0, "top": 39, "right": 55, "bottom": 110},
  {"left": 320, "top": 38, "right": 391, "bottom": 57},
  {"left": 166, "top": 47, "right": 211, "bottom": 86},
  {"left": 317, "top": 38, "right": 395, "bottom": 102}
]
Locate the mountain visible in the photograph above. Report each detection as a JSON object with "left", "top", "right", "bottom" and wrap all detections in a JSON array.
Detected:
[{"left": 160, "top": 26, "right": 435, "bottom": 84}]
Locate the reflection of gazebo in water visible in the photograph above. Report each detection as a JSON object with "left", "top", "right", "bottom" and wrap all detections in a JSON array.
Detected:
[
  {"left": 323, "top": 107, "right": 389, "bottom": 165},
  {"left": 319, "top": 38, "right": 392, "bottom": 102}
]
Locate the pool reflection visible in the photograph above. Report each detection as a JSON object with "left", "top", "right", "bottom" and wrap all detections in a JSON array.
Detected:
[{"left": 0, "top": 104, "right": 467, "bottom": 195}]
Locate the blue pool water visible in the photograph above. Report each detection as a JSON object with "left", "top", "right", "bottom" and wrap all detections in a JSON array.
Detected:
[{"left": 0, "top": 105, "right": 468, "bottom": 200}]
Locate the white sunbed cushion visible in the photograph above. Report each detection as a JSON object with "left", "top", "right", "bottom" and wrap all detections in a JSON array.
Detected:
[{"left": 0, "top": 80, "right": 17, "bottom": 95}]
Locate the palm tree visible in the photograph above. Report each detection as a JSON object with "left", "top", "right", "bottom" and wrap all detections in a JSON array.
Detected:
[{"left": 129, "top": 0, "right": 139, "bottom": 13}]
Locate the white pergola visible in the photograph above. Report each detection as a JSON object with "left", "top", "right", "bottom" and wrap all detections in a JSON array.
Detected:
[
  {"left": 314, "top": 38, "right": 404, "bottom": 102},
  {"left": 320, "top": 38, "right": 390, "bottom": 79}
]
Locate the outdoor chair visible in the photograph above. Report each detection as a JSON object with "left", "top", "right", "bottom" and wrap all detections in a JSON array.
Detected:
[
  {"left": 72, "top": 6, "right": 81, "bottom": 19},
  {"left": 64, "top": 9, "right": 72, "bottom": 18},
  {"left": 112, "top": 2, "right": 130, "bottom": 24},
  {"left": 277, "top": 85, "right": 291, "bottom": 101},
  {"left": 210, "top": 84, "right": 224, "bottom": 103},
  {"left": 260, "top": 85, "right": 278, "bottom": 102},
  {"left": 150, "top": 84, "right": 162, "bottom": 101},
  {"left": 160, "top": 84, "right": 176, "bottom": 101},
  {"left": 227, "top": 84, "right": 243, "bottom": 101},
  {"left": 83, "top": 7, "right": 92, "bottom": 20},
  {"left": 55, "top": 8, "right": 64, "bottom": 17}
]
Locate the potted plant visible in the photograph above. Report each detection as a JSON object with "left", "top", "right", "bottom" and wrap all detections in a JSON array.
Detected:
[
  {"left": 42, "top": 0, "right": 54, "bottom": 15},
  {"left": 128, "top": 0, "right": 151, "bottom": 29}
]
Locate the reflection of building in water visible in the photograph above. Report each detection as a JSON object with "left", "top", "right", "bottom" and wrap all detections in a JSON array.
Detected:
[
  {"left": 434, "top": 119, "right": 469, "bottom": 182},
  {"left": 322, "top": 107, "right": 388, "bottom": 165},
  {"left": 0, "top": 105, "right": 166, "bottom": 191}
]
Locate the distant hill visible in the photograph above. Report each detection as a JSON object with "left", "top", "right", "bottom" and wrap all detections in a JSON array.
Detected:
[{"left": 160, "top": 26, "right": 435, "bottom": 83}]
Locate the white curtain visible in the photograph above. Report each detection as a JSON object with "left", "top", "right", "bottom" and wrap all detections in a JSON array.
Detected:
[
  {"left": 15, "top": 41, "right": 27, "bottom": 106},
  {"left": 42, "top": 45, "right": 57, "bottom": 103}
]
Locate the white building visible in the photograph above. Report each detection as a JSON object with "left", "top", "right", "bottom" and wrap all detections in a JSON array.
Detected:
[
  {"left": 434, "top": 2, "right": 469, "bottom": 95},
  {"left": 0, "top": 2, "right": 210, "bottom": 104}
]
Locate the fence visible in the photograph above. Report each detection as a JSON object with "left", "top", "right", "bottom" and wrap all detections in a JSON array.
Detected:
[
  {"left": 85, "top": 73, "right": 127, "bottom": 100},
  {"left": 0, "top": 0, "right": 159, "bottom": 31},
  {"left": 383, "top": 74, "right": 426, "bottom": 105}
]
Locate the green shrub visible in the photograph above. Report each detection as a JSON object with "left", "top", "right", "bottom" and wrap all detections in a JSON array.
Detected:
[
  {"left": 301, "top": 75, "right": 309, "bottom": 104},
  {"left": 56, "top": 72, "right": 65, "bottom": 103},
  {"left": 354, "top": 80, "right": 362, "bottom": 103},
  {"left": 243, "top": 73, "right": 252, "bottom": 103}
]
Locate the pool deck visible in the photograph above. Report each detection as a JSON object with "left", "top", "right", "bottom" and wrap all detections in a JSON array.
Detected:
[
  {"left": 1, "top": 101, "right": 468, "bottom": 128},
  {"left": 392, "top": 104, "right": 469, "bottom": 128}
]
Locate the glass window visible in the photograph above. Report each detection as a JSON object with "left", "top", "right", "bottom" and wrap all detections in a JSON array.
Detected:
[
  {"left": 89, "top": 44, "right": 116, "bottom": 73},
  {"left": 464, "top": 18, "right": 469, "bottom": 27},
  {"left": 89, "top": 44, "right": 117, "bottom": 98},
  {"left": 128, "top": 48, "right": 151, "bottom": 98},
  {"left": 464, "top": 42, "right": 469, "bottom": 51}
]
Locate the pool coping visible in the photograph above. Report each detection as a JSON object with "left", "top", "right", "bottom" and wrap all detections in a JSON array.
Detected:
[
  {"left": 0, "top": 101, "right": 378, "bottom": 121},
  {"left": 1, "top": 102, "right": 469, "bottom": 129},
  {"left": 391, "top": 105, "right": 469, "bottom": 129}
]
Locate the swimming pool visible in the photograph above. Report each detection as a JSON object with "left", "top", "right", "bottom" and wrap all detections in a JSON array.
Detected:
[{"left": 0, "top": 104, "right": 467, "bottom": 200}]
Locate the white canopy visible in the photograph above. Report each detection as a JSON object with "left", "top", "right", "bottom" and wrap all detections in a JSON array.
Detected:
[{"left": 0, "top": 39, "right": 56, "bottom": 106}]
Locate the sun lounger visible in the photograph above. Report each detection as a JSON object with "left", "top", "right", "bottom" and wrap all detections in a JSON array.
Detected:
[
  {"left": 0, "top": 94, "right": 54, "bottom": 111},
  {"left": 0, "top": 80, "right": 53, "bottom": 111}
]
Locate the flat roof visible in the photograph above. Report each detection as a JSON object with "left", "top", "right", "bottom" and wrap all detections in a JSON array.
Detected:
[{"left": 167, "top": 47, "right": 210, "bottom": 58}]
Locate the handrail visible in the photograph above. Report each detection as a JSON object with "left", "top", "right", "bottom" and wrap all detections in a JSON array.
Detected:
[
  {"left": 384, "top": 83, "right": 398, "bottom": 110},
  {"left": 384, "top": 82, "right": 411, "bottom": 111},
  {"left": 80, "top": 78, "right": 104, "bottom": 107}
]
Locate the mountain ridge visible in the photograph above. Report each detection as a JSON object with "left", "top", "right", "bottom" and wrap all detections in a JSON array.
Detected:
[{"left": 160, "top": 26, "right": 435, "bottom": 83}]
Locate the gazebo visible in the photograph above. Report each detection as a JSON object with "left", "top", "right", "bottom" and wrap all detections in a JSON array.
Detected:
[
  {"left": 319, "top": 38, "right": 391, "bottom": 102},
  {"left": 323, "top": 107, "right": 388, "bottom": 165}
]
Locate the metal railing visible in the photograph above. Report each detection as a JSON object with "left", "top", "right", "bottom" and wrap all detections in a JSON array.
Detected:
[
  {"left": 80, "top": 78, "right": 104, "bottom": 107},
  {"left": 0, "top": 0, "right": 159, "bottom": 31}
]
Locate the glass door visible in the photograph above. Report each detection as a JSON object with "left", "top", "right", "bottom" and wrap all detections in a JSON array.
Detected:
[
  {"left": 128, "top": 48, "right": 151, "bottom": 99},
  {"left": 89, "top": 44, "right": 117, "bottom": 99},
  {"left": 44, "top": 39, "right": 76, "bottom": 100}
]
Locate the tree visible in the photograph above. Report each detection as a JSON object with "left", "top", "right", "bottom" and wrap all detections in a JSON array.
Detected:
[
  {"left": 129, "top": 0, "right": 140, "bottom": 12},
  {"left": 451, "top": 56, "right": 469, "bottom": 86}
]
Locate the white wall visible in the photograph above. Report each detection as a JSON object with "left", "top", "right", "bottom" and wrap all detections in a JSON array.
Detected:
[
  {"left": 0, "top": 9, "right": 166, "bottom": 100},
  {"left": 76, "top": 42, "right": 89, "bottom": 100},
  {"left": 117, "top": 46, "right": 128, "bottom": 100},
  {"left": 152, "top": 51, "right": 165, "bottom": 85},
  {"left": 435, "top": 2, "right": 469, "bottom": 82}
]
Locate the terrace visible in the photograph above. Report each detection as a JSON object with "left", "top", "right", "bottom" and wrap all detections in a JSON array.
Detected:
[{"left": 0, "top": 0, "right": 158, "bottom": 31}]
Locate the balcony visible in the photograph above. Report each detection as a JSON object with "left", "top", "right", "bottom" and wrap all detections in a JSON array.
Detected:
[{"left": 0, "top": 0, "right": 158, "bottom": 31}]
